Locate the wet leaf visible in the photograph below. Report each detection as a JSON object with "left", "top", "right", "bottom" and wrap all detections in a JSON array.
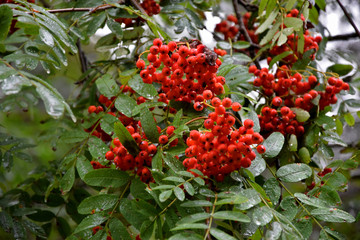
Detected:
[{"left": 276, "top": 163, "right": 312, "bottom": 182}]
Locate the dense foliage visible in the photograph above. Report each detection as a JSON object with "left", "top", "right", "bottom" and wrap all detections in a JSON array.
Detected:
[{"left": 0, "top": 0, "right": 359, "bottom": 239}]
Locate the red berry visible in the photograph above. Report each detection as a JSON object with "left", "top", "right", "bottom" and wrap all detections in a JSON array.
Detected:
[
  {"left": 105, "top": 151, "right": 115, "bottom": 160},
  {"left": 256, "top": 145, "right": 266, "bottom": 154},
  {"left": 159, "top": 135, "right": 168, "bottom": 144},
  {"left": 231, "top": 102, "right": 242, "bottom": 111},
  {"left": 272, "top": 97, "right": 283, "bottom": 107},
  {"left": 166, "top": 126, "right": 175, "bottom": 135},
  {"left": 88, "top": 105, "right": 97, "bottom": 114},
  {"left": 243, "top": 119, "right": 254, "bottom": 129},
  {"left": 136, "top": 59, "right": 145, "bottom": 69}
]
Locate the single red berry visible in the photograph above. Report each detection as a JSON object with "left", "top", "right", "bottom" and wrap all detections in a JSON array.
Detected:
[
  {"left": 222, "top": 98, "right": 232, "bottom": 108},
  {"left": 88, "top": 105, "right": 97, "bottom": 114},
  {"left": 203, "top": 90, "right": 213, "bottom": 100},
  {"left": 231, "top": 102, "right": 242, "bottom": 111},
  {"left": 243, "top": 119, "right": 254, "bottom": 129},
  {"left": 166, "top": 126, "right": 175, "bottom": 135},
  {"left": 153, "top": 38, "right": 162, "bottom": 47},
  {"left": 194, "top": 102, "right": 204, "bottom": 111},
  {"left": 105, "top": 151, "right": 115, "bottom": 160},
  {"left": 159, "top": 135, "right": 168, "bottom": 144},
  {"left": 136, "top": 59, "right": 146, "bottom": 69},
  {"left": 256, "top": 145, "right": 266, "bottom": 154},
  {"left": 272, "top": 97, "right": 283, "bottom": 107}
]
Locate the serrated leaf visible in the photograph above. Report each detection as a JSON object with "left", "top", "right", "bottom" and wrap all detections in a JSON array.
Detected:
[
  {"left": 128, "top": 75, "right": 157, "bottom": 99},
  {"left": 183, "top": 182, "right": 195, "bottom": 196},
  {"left": 294, "top": 193, "right": 330, "bottom": 208},
  {"left": 276, "top": 163, "right": 312, "bottom": 182},
  {"left": 114, "top": 121, "right": 139, "bottom": 156},
  {"left": 252, "top": 206, "right": 273, "bottom": 226},
  {"left": 151, "top": 151, "right": 163, "bottom": 171},
  {"left": 284, "top": 17, "right": 303, "bottom": 30},
  {"left": 83, "top": 169, "right": 129, "bottom": 188},
  {"left": 171, "top": 223, "right": 208, "bottom": 231},
  {"left": 233, "top": 41, "right": 251, "bottom": 49},
  {"left": 109, "top": 218, "right": 132, "bottom": 240},
  {"left": 236, "top": 189, "right": 261, "bottom": 210},
  {"left": 181, "top": 200, "right": 213, "bottom": 207},
  {"left": 163, "top": 153, "right": 184, "bottom": 172},
  {"left": 326, "top": 64, "right": 353, "bottom": 76},
  {"left": 107, "top": 18, "right": 123, "bottom": 39},
  {"left": 95, "top": 74, "right": 118, "bottom": 98},
  {"left": 264, "top": 178, "right": 281, "bottom": 205},
  {"left": 174, "top": 186, "right": 185, "bottom": 201},
  {"left": 269, "top": 51, "right": 293, "bottom": 68},
  {"left": 76, "top": 156, "right": 92, "bottom": 181},
  {"left": 256, "top": 10, "right": 278, "bottom": 34},
  {"left": 60, "top": 166, "right": 75, "bottom": 194},
  {"left": 0, "top": 5, "right": 12, "bottom": 45},
  {"left": 114, "top": 94, "right": 137, "bottom": 117},
  {"left": 210, "top": 228, "right": 237, "bottom": 240},
  {"left": 159, "top": 190, "right": 172, "bottom": 202},
  {"left": 78, "top": 194, "right": 118, "bottom": 214},
  {"left": 291, "top": 108, "right": 310, "bottom": 122},
  {"left": 176, "top": 212, "right": 211, "bottom": 225},
  {"left": 60, "top": 130, "right": 88, "bottom": 143},
  {"left": 262, "top": 132, "right": 285, "bottom": 158},
  {"left": 169, "top": 233, "right": 203, "bottom": 240},
  {"left": 185, "top": 9, "right": 204, "bottom": 29},
  {"left": 311, "top": 208, "right": 355, "bottom": 222},
  {"left": 247, "top": 154, "right": 266, "bottom": 176},
  {"left": 140, "top": 107, "right": 159, "bottom": 143},
  {"left": 73, "top": 213, "right": 108, "bottom": 234},
  {"left": 163, "top": 176, "right": 185, "bottom": 183},
  {"left": 88, "top": 136, "right": 108, "bottom": 161},
  {"left": 344, "top": 112, "right": 355, "bottom": 126},
  {"left": 213, "top": 211, "right": 250, "bottom": 222}
]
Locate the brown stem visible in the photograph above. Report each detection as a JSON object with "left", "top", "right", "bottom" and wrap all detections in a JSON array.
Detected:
[
  {"left": 335, "top": 0, "right": 360, "bottom": 39},
  {"left": 327, "top": 32, "right": 359, "bottom": 41},
  {"left": 232, "top": 0, "right": 261, "bottom": 69},
  {"left": 238, "top": 0, "right": 258, "bottom": 12},
  {"left": 129, "top": 0, "right": 148, "bottom": 16}
]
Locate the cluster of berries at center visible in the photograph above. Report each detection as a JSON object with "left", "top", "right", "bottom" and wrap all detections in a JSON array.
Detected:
[
  {"left": 136, "top": 39, "right": 225, "bottom": 110},
  {"left": 183, "top": 97, "right": 266, "bottom": 182}
]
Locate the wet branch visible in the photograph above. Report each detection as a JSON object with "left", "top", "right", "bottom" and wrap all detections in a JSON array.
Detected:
[
  {"left": 335, "top": 0, "right": 360, "bottom": 39},
  {"left": 232, "top": 0, "right": 261, "bottom": 68},
  {"left": 238, "top": 0, "right": 258, "bottom": 12}
]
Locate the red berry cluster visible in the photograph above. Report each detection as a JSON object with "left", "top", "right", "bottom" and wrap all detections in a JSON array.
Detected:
[
  {"left": 114, "top": 0, "right": 160, "bottom": 27},
  {"left": 92, "top": 226, "right": 112, "bottom": 240},
  {"left": 268, "top": 9, "right": 322, "bottom": 65},
  {"left": 182, "top": 98, "right": 265, "bottom": 181},
  {"left": 249, "top": 64, "right": 349, "bottom": 137},
  {"left": 317, "top": 167, "right": 332, "bottom": 177},
  {"left": 136, "top": 39, "right": 225, "bottom": 109},
  {"left": 215, "top": 13, "right": 258, "bottom": 43}
]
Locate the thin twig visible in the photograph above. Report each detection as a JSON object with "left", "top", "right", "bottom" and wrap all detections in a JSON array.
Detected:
[
  {"left": 327, "top": 32, "right": 359, "bottom": 41},
  {"left": 129, "top": 0, "right": 148, "bottom": 16},
  {"left": 335, "top": 0, "right": 360, "bottom": 39},
  {"left": 232, "top": 0, "right": 261, "bottom": 68},
  {"left": 76, "top": 39, "right": 89, "bottom": 82},
  {"left": 238, "top": 0, "right": 258, "bottom": 12}
]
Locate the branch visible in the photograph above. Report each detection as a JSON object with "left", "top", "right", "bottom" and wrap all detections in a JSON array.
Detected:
[
  {"left": 232, "top": 0, "right": 261, "bottom": 68},
  {"left": 23, "top": 2, "right": 123, "bottom": 14},
  {"left": 129, "top": 0, "right": 148, "bottom": 16},
  {"left": 238, "top": 0, "right": 258, "bottom": 12},
  {"left": 327, "top": 32, "right": 359, "bottom": 41},
  {"left": 335, "top": 0, "right": 360, "bottom": 39}
]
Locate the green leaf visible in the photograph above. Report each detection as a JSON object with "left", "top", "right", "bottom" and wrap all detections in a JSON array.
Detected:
[
  {"left": 60, "top": 166, "right": 75, "bottom": 194},
  {"left": 128, "top": 75, "right": 157, "bottom": 99},
  {"left": 193, "top": 177, "right": 205, "bottom": 186},
  {"left": 344, "top": 113, "right": 355, "bottom": 126},
  {"left": 311, "top": 208, "right": 355, "bottom": 223},
  {"left": 78, "top": 194, "right": 118, "bottom": 214},
  {"left": 247, "top": 154, "right": 266, "bottom": 176},
  {"left": 151, "top": 151, "right": 163, "bottom": 171},
  {"left": 163, "top": 153, "right": 185, "bottom": 172},
  {"left": 107, "top": 18, "right": 123, "bottom": 39},
  {"left": 285, "top": 0, "right": 297, "bottom": 10},
  {"left": 289, "top": 134, "right": 298, "bottom": 151},
  {"left": 39, "top": 27, "right": 54, "bottom": 47},
  {"left": 140, "top": 107, "right": 159, "bottom": 143},
  {"left": 73, "top": 213, "right": 108, "bottom": 234},
  {"left": 262, "top": 132, "right": 285, "bottom": 158},
  {"left": 163, "top": 176, "right": 185, "bottom": 183},
  {"left": 181, "top": 200, "right": 213, "bottom": 207},
  {"left": 185, "top": 9, "right": 204, "bottom": 29},
  {"left": 169, "top": 233, "right": 202, "bottom": 240},
  {"left": 183, "top": 182, "right": 195, "bottom": 196},
  {"left": 176, "top": 212, "right": 211, "bottom": 225},
  {"left": 88, "top": 136, "right": 109, "bottom": 161},
  {"left": 0, "top": 5, "right": 13, "bottom": 47},
  {"left": 233, "top": 41, "right": 251, "bottom": 49},
  {"left": 159, "top": 190, "right": 172, "bottom": 202},
  {"left": 264, "top": 178, "right": 281, "bottom": 205},
  {"left": 276, "top": 163, "right": 312, "bottom": 182},
  {"left": 322, "top": 172, "right": 347, "bottom": 191},
  {"left": 236, "top": 189, "right": 261, "bottom": 210},
  {"left": 294, "top": 193, "right": 330, "bottom": 208},
  {"left": 210, "top": 228, "right": 237, "bottom": 240},
  {"left": 83, "top": 168, "right": 130, "bottom": 188},
  {"left": 114, "top": 94, "right": 137, "bottom": 117},
  {"left": 291, "top": 107, "right": 310, "bottom": 122},
  {"left": 173, "top": 187, "right": 185, "bottom": 201},
  {"left": 213, "top": 211, "right": 250, "bottom": 223},
  {"left": 109, "top": 218, "right": 132, "bottom": 240},
  {"left": 284, "top": 17, "right": 303, "bottom": 30},
  {"left": 171, "top": 223, "right": 208, "bottom": 231},
  {"left": 23, "top": 219, "right": 46, "bottom": 238},
  {"left": 60, "top": 130, "right": 88, "bottom": 143},
  {"left": 259, "top": 21, "right": 281, "bottom": 45},
  {"left": 76, "top": 156, "right": 93, "bottom": 181},
  {"left": 322, "top": 135, "right": 347, "bottom": 147},
  {"left": 298, "top": 147, "right": 311, "bottom": 164},
  {"left": 256, "top": 10, "right": 279, "bottom": 34},
  {"left": 114, "top": 121, "right": 140, "bottom": 156},
  {"left": 253, "top": 206, "right": 273, "bottom": 226},
  {"left": 326, "top": 64, "right": 353, "bottom": 76},
  {"left": 0, "top": 211, "right": 13, "bottom": 233},
  {"left": 151, "top": 185, "right": 175, "bottom": 190},
  {"left": 269, "top": 51, "right": 293, "bottom": 68},
  {"left": 95, "top": 74, "right": 118, "bottom": 98}
]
